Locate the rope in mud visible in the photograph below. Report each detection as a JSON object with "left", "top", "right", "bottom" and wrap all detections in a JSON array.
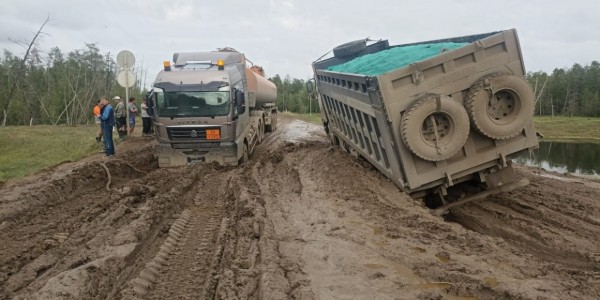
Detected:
[
  {"left": 99, "top": 162, "right": 111, "bottom": 191},
  {"left": 98, "top": 159, "right": 147, "bottom": 191},
  {"left": 107, "top": 159, "right": 147, "bottom": 174}
]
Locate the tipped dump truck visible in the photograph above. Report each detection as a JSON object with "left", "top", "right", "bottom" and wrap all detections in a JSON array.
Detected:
[
  {"left": 149, "top": 49, "right": 277, "bottom": 167},
  {"left": 311, "top": 29, "right": 538, "bottom": 212}
]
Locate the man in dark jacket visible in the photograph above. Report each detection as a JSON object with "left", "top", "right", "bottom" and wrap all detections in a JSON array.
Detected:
[{"left": 100, "top": 97, "right": 116, "bottom": 156}]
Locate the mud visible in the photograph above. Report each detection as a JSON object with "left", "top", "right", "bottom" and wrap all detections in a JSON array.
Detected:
[{"left": 1, "top": 115, "right": 599, "bottom": 299}]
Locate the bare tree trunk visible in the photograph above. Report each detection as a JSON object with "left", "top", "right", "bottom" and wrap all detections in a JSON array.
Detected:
[
  {"left": 535, "top": 77, "right": 548, "bottom": 116},
  {"left": 143, "top": 67, "right": 148, "bottom": 91},
  {"left": 1, "top": 16, "right": 49, "bottom": 126},
  {"left": 562, "top": 88, "right": 569, "bottom": 116}
]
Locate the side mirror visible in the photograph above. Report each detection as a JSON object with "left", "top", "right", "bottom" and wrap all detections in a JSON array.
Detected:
[
  {"left": 147, "top": 94, "right": 154, "bottom": 108},
  {"left": 236, "top": 90, "right": 245, "bottom": 106},
  {"left": 235, "top": 90, "right": 245, "bottom": 114},
  {"left": 237, "top": 105, "right": 245, "bottom": 115}
]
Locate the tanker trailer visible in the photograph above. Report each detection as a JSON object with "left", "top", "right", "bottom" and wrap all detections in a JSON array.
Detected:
[
  {"left": 310, "top": 29, "right": 538, "bottom": 213},
  {"left": 148, "top": 49, "right": 278, "bottom": 167}
]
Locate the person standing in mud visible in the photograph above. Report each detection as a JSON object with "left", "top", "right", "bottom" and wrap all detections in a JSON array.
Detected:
[
  {"left": 127, "top": 97, "right": 138, "bottom": 136},
  {"left": 140, "top": 96, "right": 152, "bottom": 136},
  {"left": 114, "top": 96, "right": 127, "bottom": 140},
  {"left": 93, "top": 99, "right": 103, "bottom": 143},
  {"left": 100, "top": 97, "right": 116, "bottom": 156},
  {"left": 146, "top": 95, "right": 155, "bottom": 134}
]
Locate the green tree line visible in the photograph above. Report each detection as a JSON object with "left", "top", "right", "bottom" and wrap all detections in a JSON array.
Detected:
[
  {"left": 3, "top": 36, "right": 598, "bottom": 126},
  {"left": 0, "top": 42, "right": 317, "bottom": 126},
  {"left": 0, "top": 42, "right": 146, "bottom": 126},
  {"left": 270, "top": 74, "right": 320, "bottom": 115},
  {"left": 527, "top": 61, "right": 600, "bottom": 117}
]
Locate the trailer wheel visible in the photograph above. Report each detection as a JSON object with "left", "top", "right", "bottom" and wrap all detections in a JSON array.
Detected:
[
  {"left": 271, "top": 115, "right": 277, "bottom": 131},
  {"left": 333, "top": 39, "right": 367, "bottom": 58},
  {"left": 265, "top": 114, "right": 277, "bottom": 132},
  {"left": 466, "top": 73, "right": 535, "bottom": 139},
  {"left": 401, "top": 94, "right": 470, "bottom": 161},
  {"left": 240, "top": 143, "right": 249, "bottom": 165},
  {"left": 257, "top": 120, "right": 264, "bottom": 144}
]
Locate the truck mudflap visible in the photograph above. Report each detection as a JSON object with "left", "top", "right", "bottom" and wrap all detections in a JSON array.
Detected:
[
  {"left": 157, "top": 142, "right": 238, "bottom": 167},
  {"left": 431, "top": 163, "right": 528, "bottom": 216}
]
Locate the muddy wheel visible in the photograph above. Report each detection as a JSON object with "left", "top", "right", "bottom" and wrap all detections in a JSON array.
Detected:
[
  {"left": 257, "top": 120, "right": 264, "bottom": 144},
  {"left": 271, "top": 115, "right": 277, "bottom": 131},
  {"left": 401, "top": 94, "right": 470, "bottom": 161},
  {"left": 265, "top": 114, "right": 277, "bottom": 132},
  {"left": 333, "top": 39, "right": 367, "bottom": 58},
  {"left": 466, "top": 73, "right": 535, "bottom": 139},
  {"left": 240, "top": 143, "right": 249, "bottom": 165}
]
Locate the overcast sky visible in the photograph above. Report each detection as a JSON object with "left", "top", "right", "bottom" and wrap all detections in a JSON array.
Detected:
[{"left": 1, "top": 0, "right": 599, "bottom": 88}]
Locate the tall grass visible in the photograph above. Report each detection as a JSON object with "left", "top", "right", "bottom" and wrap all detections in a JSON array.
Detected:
[
  {"left": 534, "top": 116, "right": 600, "bottom": 141},
  {"left": 0, "top": 125, "right": 101, "bottom": 181}
]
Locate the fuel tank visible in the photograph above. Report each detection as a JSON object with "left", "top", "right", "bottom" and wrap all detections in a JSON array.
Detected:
[{"left": 245, "top": 66, "right": 277, "bottom": 106}]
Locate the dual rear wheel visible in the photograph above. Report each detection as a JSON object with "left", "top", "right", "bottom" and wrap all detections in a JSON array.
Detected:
[{"left": 400, "top": 74, "right": 535, "bottom": 162}]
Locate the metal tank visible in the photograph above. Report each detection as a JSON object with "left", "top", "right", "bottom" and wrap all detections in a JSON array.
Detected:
[{"left": 245, "top": 66, "right": 277, "bottom": 106}]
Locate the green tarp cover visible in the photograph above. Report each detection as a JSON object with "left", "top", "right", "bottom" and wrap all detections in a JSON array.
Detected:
[{"left": 327, "top": 42, "right": 469, "bottom": 76}]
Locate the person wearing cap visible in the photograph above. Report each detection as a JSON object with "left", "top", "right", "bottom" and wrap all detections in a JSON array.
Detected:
[
  {"left": 113, "top": 96, "right": 127, "bottom": 140},
  {"left": 100, "top": 97, "right": 115, "bottom": 156}
]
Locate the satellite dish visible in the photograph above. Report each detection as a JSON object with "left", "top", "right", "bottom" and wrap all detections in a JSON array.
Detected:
[
  {"left": 117, "top": 70, "right": 136, "bottom": 88},
  {"left": 117, "top": 50, "right": 135, "bottom": 69}
]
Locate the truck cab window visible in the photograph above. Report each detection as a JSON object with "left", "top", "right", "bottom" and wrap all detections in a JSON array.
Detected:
[{"left": 156, "top": 91, "right": 230, "bottom": 118}]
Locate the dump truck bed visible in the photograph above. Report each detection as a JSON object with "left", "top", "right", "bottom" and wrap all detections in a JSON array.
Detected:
[{"left": 313, "top": 29, "right": 538, "bottom": 196}]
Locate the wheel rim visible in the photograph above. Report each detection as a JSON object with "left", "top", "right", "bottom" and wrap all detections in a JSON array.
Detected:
[
  {"left": 420, "top": 112, "right": 453, "bottom": 148},
  {"left": 487, "top": 89, "right": 520, "bottom": 125}
]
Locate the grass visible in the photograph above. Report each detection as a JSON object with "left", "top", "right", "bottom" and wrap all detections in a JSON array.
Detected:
[
  {"left": 534, "top": 116, "right": 600, "bottom": 142},
  {"left": 0, "top": 125, "right": 102, "bottom": 181}
]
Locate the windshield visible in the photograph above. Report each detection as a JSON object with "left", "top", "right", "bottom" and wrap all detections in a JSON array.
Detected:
[{"left": 154, "top": 89, "right": 230, "bottom": 118}]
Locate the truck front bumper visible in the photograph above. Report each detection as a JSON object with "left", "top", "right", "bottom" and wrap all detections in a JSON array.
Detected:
[{"left": 157, "top": 142, "right": 239, "bottom": 167}]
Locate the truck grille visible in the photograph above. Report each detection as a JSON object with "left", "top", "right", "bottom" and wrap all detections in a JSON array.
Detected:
[{"left": 166, "top": 126, "right": 220, "bottom": 140}]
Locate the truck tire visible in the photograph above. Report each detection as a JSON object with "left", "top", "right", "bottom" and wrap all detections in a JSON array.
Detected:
[
  {"left": 257, "top": 120, "right": 264, "bottom": 144},
  {"left": 240, "top": 143, "right": 249, "bottom": 165},
  {"left": 270, "top": 115, "right": 278, "bottom": 132},
  {"left": 401, "top": 94, "right": 470, "bottom": 162},
  {"left": 265, "top": 114, "right": 277, "bottom": 132},
  {"left": 333, "top": 39, "right": 367, "bottom": 58},
  {"left": 466, "top": 73, "right": 535, "bottom": 139}
]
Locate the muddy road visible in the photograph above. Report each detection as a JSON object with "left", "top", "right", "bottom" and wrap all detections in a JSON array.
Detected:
[{"left": 1, "top": 115, "right": 599, "bottom": 299}]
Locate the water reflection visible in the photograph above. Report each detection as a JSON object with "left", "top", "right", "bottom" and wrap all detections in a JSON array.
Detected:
[{"left": 514, "top": 141, "right": 600, "bottom": 175}]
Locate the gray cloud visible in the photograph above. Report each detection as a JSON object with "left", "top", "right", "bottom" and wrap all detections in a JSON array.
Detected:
[{"left": 2, "top": 0, "right": 599, "bottom": 88}]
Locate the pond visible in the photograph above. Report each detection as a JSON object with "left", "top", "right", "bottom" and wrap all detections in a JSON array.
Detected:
[{"left": 513, "top": 141, "right": 600, "bottom": 175}]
